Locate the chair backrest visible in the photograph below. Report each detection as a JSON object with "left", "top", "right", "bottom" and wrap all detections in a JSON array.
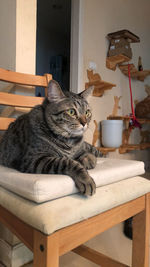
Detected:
[{"left": 0, "top": 68, "right": 52, "bottom": 131}]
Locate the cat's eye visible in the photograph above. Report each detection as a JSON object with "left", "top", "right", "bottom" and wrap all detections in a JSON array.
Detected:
[
  {"left": 85, "top": 109, "right": 91, "bottom": 118},
  {"left": 66, "top": 108, "right": 76, "bottom": 117}
]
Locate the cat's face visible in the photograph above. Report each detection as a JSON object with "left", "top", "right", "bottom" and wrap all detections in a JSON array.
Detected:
[{"left": 44, "top": 81, "right": 93, "bottom": 138}]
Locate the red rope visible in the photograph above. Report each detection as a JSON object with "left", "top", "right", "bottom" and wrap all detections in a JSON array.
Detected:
[{"left": 127, "top": 64, "right": 141, "bottom": 129}]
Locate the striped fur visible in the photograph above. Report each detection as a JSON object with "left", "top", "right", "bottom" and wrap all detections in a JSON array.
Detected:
[{"left": 0, "top": 81, "right": 103, "bottom": 195}]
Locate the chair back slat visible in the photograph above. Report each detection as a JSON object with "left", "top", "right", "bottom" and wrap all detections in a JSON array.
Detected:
[
  {"left": 0, "top": 92, "right": 44, "bottom": 108},
  {"left": 0, "top": 68, "right": 52, "bottom": 87},
  {"left": 0, "top": 68, "right": 52, "bottom": 131},
  {"left": 0, "top": 118, "right": 15, "bottom": 131}
]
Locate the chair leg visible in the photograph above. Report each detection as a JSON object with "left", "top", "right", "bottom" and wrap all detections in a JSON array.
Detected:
[
  {"left": 33, "top": 230, "right": 59, "bottom": 267},
  {"left": 132, "top": 193, "right": 150, "bottom": 267}
]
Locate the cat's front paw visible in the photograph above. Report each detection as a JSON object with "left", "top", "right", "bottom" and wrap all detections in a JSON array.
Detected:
[
  {"left": 75, "top": 174, "right": 96, "bottom": 196},
  {"left": 79, "top": 153, "right": 97, "bottom": 170}
]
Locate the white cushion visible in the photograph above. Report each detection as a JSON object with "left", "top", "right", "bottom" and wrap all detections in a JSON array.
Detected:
[
  {"left": 0, "top": 176, "right": 150, "bottom": 235},
  {"left": 0, "top": 158, "right": 145, "bottom": 203}
]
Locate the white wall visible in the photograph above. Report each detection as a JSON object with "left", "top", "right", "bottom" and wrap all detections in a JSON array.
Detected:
[
  {"left": 0, "top": 0, "right": 16, "bottom": 71},
  {"left": 0, "top": 0, "right": 37, "bottom": 95},
  {"left": 0, "top": 0, "right": 36, "bottom": 76},
  {"left": 82, "top": 0, "right": 150, "bottom": 162},
  {"left": 16, "top": 0, "right": 37, "bottom": 74},
  {"left": 0, "top": 0, "right": 16, "bottom": 91},
  {"left": 70, "top": 0, "right": 84, "bottom": 93}
]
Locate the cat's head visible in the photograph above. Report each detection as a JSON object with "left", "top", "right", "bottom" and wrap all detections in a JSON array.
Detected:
[{"left": 43, "top": 80, "right": 93, "bottom": 138}]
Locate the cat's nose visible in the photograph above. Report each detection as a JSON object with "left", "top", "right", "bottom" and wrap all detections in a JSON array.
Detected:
[{"left": 79, "top": 116, "right": 87, "bottom": 126}]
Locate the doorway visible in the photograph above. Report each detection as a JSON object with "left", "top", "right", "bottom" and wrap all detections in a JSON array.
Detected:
[{"left": 36, "top": 0, "right": 71, "bottom": 95}]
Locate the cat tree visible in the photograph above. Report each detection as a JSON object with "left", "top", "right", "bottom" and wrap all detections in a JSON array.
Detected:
[
  {"left": 85, "top": 70, "right": 116, "bottom": 97},
  {"left": 106, "top": 29, "right": 150, "bottom": 80},
  {"left": 119, "top": 63, "right": 150, "bottom": 81},
  {"left": 92, "top": 91, "right": 150, "bottom": 154},
  {"left": 106, "top": 29, "right": 140, "bottom": 70},
  {"left": 107, "top": 29, "right": 140, "bottom": 57}
]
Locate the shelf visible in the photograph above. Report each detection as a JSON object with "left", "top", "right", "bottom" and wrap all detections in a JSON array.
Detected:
[
  {"left": 119, "top": 143, "right": 150, "bottom": 154},
  {"left": 97, "top": 144, "right": 150, "bottom": 155},
  {"left": 138, "top": 118, "right": 150, "bottom": 124},
  {"left": 105, "top": 116, "right": 150, "bottom": 153},
  {"left": 85, "top": 70, "right": 116, "bottom": 97},
  {"left": 94, "top": 115, "right": 150, "bottom": 154},
  {"left": 107, "top": 115, "right": 131, "bottom": 121},
  {"left": 106, "top": 54, "right": 131, "bottom": 71},
  {"left": 107, "top": 115, "right": 150, "bottom": 124},
  {"left": 97, "top": 147, "right": 116, "bottom": 155},
  {"left": 107, "top": 30, "right": 140, "bottom": 43},
  {"left": 119, "top": 64, "right": 150, "bottom": 81},
  {"left": 85, "top": 80, "right": 116, "bottom": 97}
]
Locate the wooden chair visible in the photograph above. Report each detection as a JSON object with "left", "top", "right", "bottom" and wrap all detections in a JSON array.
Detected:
[{"left": 0, "top": 67, "right": 150, "bottom": 267}]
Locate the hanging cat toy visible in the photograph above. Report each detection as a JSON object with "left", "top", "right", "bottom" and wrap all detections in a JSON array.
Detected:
[{"left": 127, "top": 64, "right": 141, "bottom": 131}]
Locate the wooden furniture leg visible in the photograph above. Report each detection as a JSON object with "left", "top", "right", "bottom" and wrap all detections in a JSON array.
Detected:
[
  {"left": 132, "top": 193, "right": 150, "bottom": 267},
  {"left": 73, "top": 245, "right": 129, "bottom": 267},
  {"left": 33, "top": 230, "right": 59, "bottom": 267}
]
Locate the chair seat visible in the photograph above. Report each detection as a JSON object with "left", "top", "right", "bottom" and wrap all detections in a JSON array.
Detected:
[
  {"left": 0, "top": 176, "right": 150, "bottom": 235},
  {"left": 0, "top": 158, "right": 145, "bottom": 203}
]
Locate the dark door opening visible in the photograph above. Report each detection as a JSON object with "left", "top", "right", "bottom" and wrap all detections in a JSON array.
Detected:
[{"left": 36, "top": 0, "right": 71, "bottom": 95}]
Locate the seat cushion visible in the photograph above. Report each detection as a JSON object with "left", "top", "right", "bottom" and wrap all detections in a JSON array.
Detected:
[
  {"left": 0, "top": 176, "right": 150, "bottom": 235},
  {"left": 0, "top": 158, "right": 145, "bottom": 203}
]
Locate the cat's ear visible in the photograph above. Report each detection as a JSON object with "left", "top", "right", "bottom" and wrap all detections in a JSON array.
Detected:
[
  {"left": 79, "top": 86, "right": 94, "bottom": 99},
  {"left": 47, "top": 80, "right": 65, "bottom": 102}
]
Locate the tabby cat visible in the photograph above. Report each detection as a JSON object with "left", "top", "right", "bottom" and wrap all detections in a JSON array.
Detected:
[{"left": 0, "top": 80, "right": 103, "bottom": 196}]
